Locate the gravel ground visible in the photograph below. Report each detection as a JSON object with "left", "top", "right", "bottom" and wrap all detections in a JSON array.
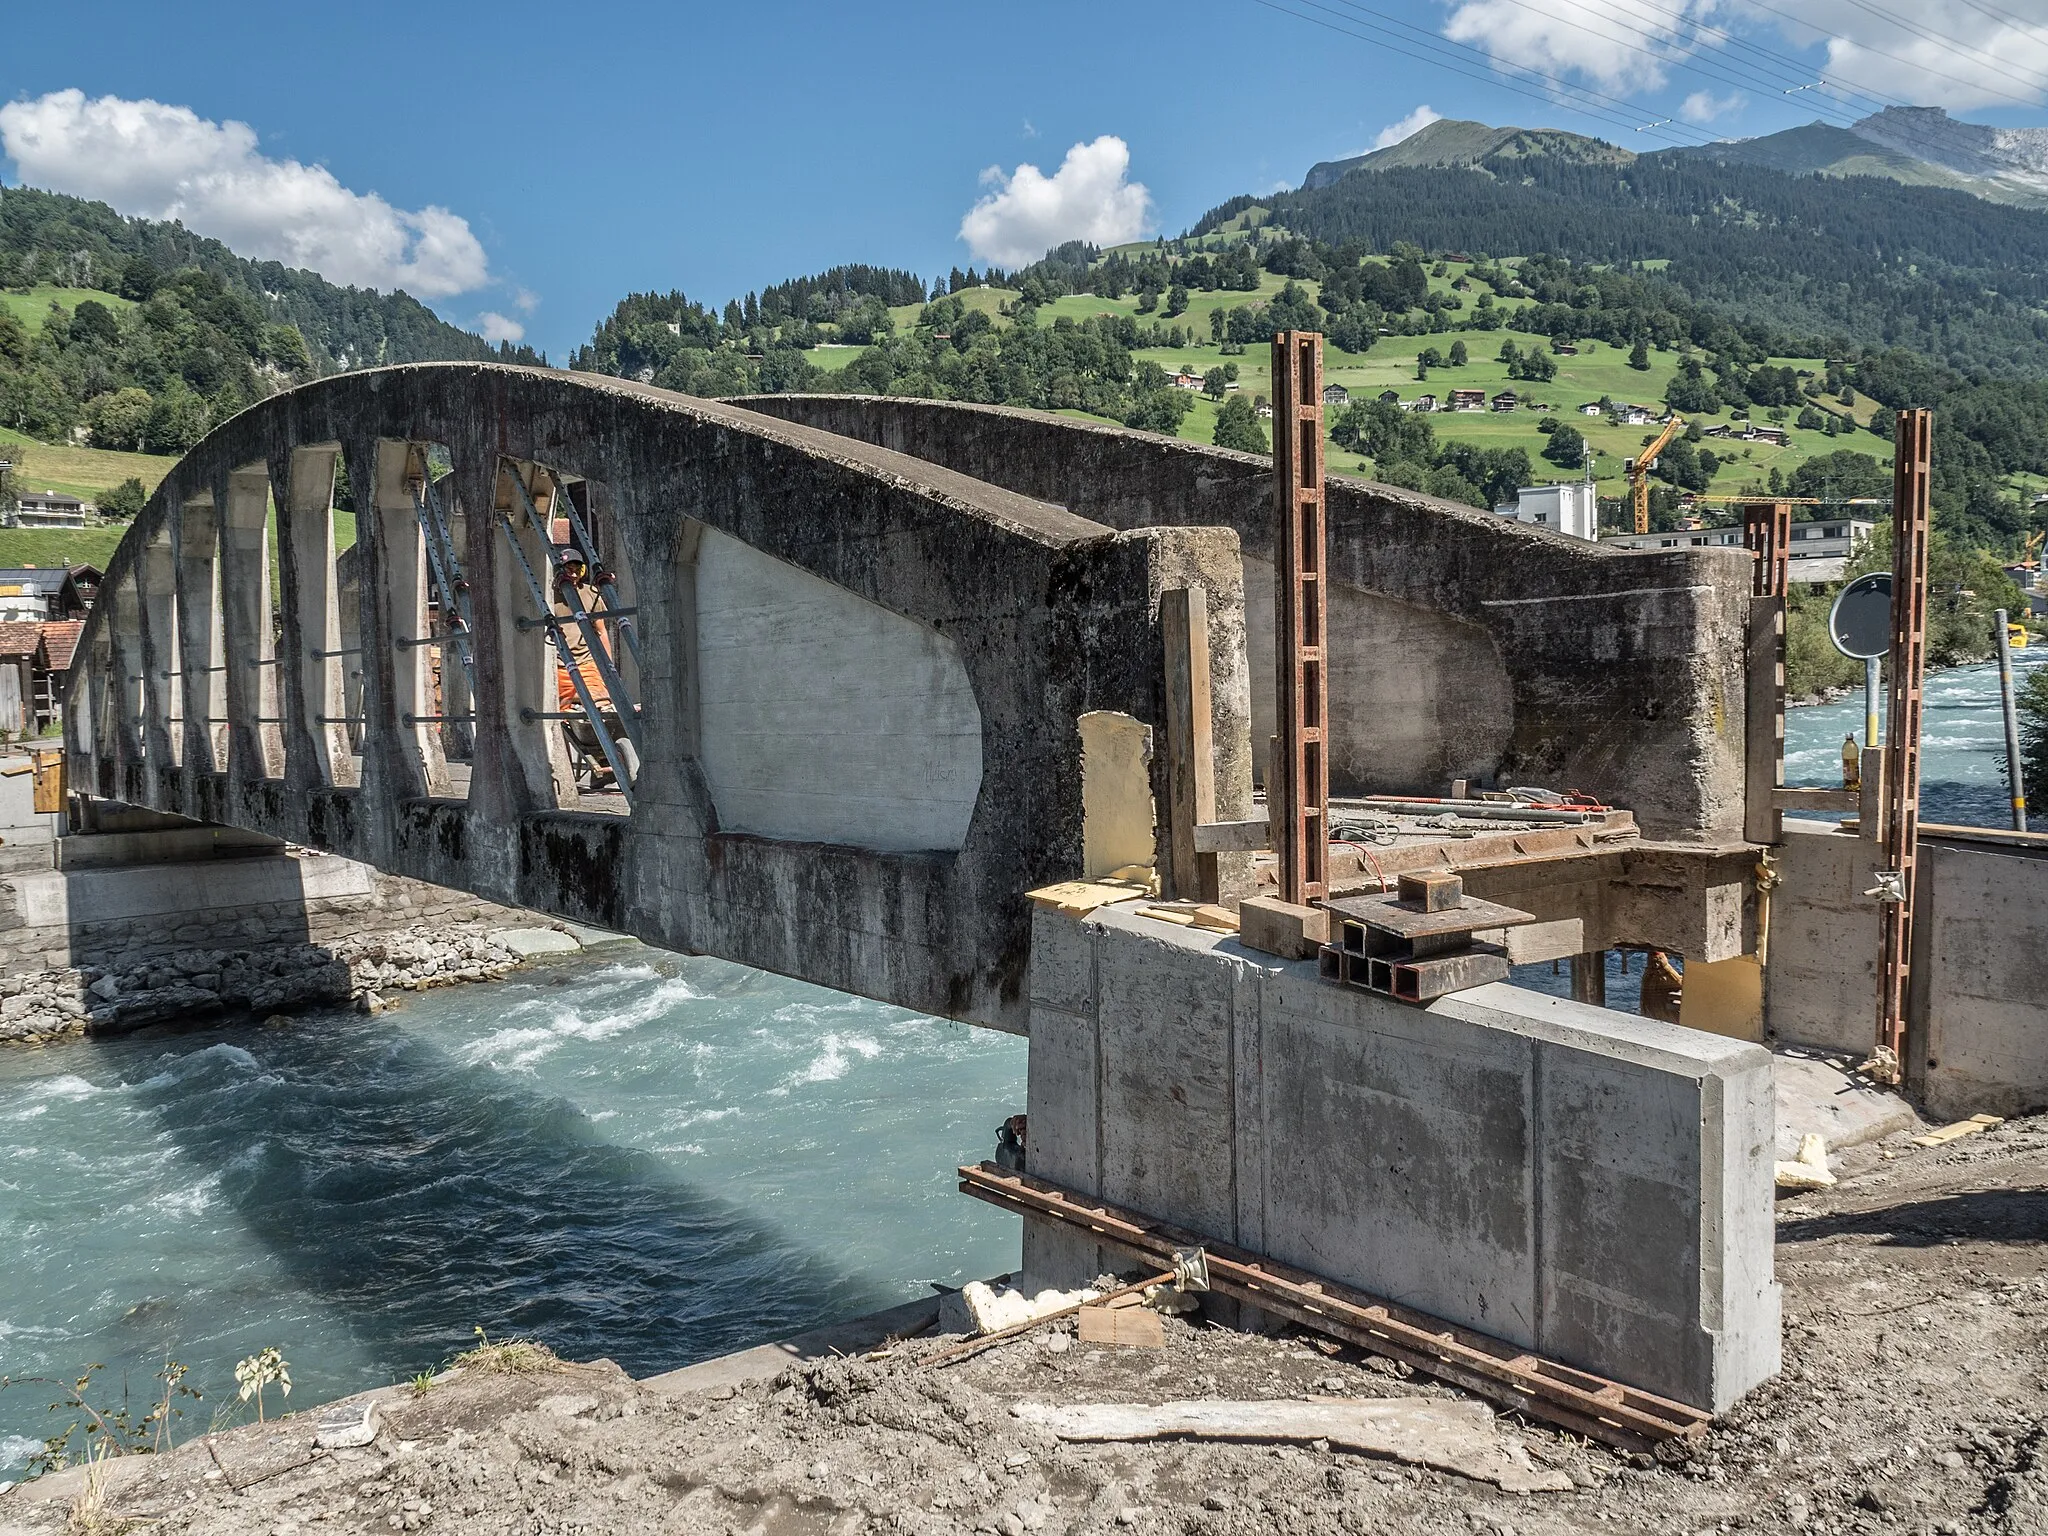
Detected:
[{"left": 6, "top": 1110, "right": 2046, "bottom": 1536}]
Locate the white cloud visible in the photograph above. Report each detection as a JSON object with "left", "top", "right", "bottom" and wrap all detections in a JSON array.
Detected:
[
  {"left": 512, "top": 288, "right": 540, "bottom": 314},
  {"left": 1374, "top": 105, "right": 1443, "bottom": 150},
  {"left": 1435, "top": 0, "right": 2048, "bottom": 113},
  {"left": 1681, "top": 90, "right": 1745, "bottom": 123},
  {"left": 1443, "top": 0, "right": 1712, "bottom": 93},
  {"left": 959, "top": 136, "right": 1153, "bottom": 267},
  {"left": 1752, "top": 0, "right": 2048, "bottom": 110},
  {"left": 476, "top": 311, "right": 525, "bottom": 344},
  {"left": 0, "top": 89, "right": 492, "bottom": 297}
]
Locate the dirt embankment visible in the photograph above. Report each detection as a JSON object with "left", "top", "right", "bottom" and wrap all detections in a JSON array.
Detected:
[{"left": 8, "top": 1114, "right": 2048, "bottom": 1535}]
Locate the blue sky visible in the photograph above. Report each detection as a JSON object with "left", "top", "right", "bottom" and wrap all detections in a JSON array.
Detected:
[{"left": 5, "top": 0, "right": 2048, "bottom": 358}]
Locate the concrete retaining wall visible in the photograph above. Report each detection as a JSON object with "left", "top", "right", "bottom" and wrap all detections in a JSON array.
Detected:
[
  {"left": 1912, "top": 839, "right": 2048, "bottom": 1120},
  {"left": 1766, "top": 821, "right": 2048, "bottom": 1119},
  {"left": 1763, "top": 819, "right": 1882, "bottom": 1056},
  {"left": 1024, "top": 903, "right": 1780, "bottom": 1413}
]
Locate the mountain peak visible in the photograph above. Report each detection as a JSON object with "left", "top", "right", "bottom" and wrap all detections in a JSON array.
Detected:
[
  {"left": 1303, "top": 118, "right": 1632, "bottom": 190},
  {"left": 1851, "top": 106, "right": 2048, "bottom": 197}
]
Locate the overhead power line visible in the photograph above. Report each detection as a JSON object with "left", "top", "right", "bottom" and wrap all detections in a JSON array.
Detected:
[
  {"left": 1256, "top": 0, "right": 1714, "bottom": 149},
  {"left": 1830, "top": 0, "right": 2048, "bottom": 95},
  {"left": 1730, "top": 0, "right": 2048, "bottom": 109},
  {"left": 1451, "top": 0, "right": 1892, "bottom": 131}
]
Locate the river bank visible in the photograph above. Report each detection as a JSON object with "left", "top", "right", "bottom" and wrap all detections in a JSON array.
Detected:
[
  {"left": 0, "top": 850, "right": 561, "bottom": 1045},
  {"left": 6, "top": 1107, "right": 2044, "bottom": 1536}
]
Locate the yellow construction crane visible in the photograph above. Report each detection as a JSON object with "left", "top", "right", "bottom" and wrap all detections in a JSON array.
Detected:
[{"left": 1627, "top": 414, "right": 1687, "bottom": 535}]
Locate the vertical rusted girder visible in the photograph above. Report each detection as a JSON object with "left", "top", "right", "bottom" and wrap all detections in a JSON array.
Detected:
[
  {"left": 1742, "top": 501, "right": 1792, "bottom": 845},
  {"left": 1742, "top": 500, "right": 1792, "bottom": 601},
  {"left": 1271, "top": 331, "right": 1329, "bottom": 906},
  {"left": 1878, "top": 409, "right": 1933, "bottom": 1065}
]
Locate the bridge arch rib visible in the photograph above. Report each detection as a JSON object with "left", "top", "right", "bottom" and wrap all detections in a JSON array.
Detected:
[
  {"left": 734, "top": 395, "right": 1755, "bottom": 843},
  {"left": 67, "top": 364, "right": 1255, "bottom": 1031}
]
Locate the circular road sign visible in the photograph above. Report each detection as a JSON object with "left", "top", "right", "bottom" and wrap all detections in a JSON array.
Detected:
[{"left": 1829, "top": 572, "right": 1893, "bottom": 659}]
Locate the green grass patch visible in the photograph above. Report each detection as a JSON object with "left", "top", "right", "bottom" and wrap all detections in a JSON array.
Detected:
[
  {"left": 0, "top": 428, "right": 175, "bottom": 502},
  {"left": 0, "top": 528, "right": 125, "bottom": 568},
  {"left": 1, "top": 286, "right": 136, "bottom": 336}
]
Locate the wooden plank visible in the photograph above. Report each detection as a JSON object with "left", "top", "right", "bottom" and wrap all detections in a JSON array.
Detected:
[
  {"left": 1918, "top": 821, "right": 2048, "bottom": 849},
  {"left": 1746, "top": 594, "right": 1786, "bottom": 845},
  {"left": 1077, "top": 1304, "right": 1165, "bottom": 1347},
  {"left": 1859, "top": 746, "right": 1886, "bottom": 843},
  {"left": 1161, "top": 586, "right": 1218, "bottom": 902}
]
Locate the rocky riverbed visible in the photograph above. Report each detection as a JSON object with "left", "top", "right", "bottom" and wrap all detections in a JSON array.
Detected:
[{"left": 0, "top": 923, "right": 527, "bottom": 1045}]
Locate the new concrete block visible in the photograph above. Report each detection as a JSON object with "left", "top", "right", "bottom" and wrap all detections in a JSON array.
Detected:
[{"left": 1024, "top": 905, "right": 1780, "bottom": 1414}]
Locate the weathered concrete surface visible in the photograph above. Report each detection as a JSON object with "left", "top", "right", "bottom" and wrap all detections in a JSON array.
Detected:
[
  {"left": 736, "top": 395, "right": 1752, "bottom": 842},
  {"left": 1911, "top": 837, "right": 2048, "bottom": 1120},
  {"left": 1024, "top": 903, "right": 1780, "bottom": 1413},
  {"left": 1764, "top": 819, "right": 1882, "bottom": 1055},
  {"left": 68, "top": 365, "right": 1258, "bottom": 1032}
]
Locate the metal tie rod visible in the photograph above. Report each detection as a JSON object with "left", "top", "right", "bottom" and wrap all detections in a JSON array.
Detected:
[
  {"left": 404, "top": 713, "right": 477, "bottom": 726},
  {"left": 408, "top": 456, "right": 478, "bottom": 688},
  {"left": 516, "top": 607, "right": 638, "bottom": 631},
  {"left": 505, "top": 472, "right": 637, "bottom": 721},
  {"left": 494, "top": 502, "right": 636, "bottom": 805}
]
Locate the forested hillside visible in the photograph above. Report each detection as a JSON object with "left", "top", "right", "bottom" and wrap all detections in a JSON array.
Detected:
[
  {"left": 1201, "top": 151, "right": 2048, "bottom": 378},
  {"left": 0, "top": 182, "right": 540, "bottom": 504}
]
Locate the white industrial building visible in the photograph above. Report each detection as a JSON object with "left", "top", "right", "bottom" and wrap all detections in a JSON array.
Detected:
[
  {"left": 1602, "top": 516, "right": 1876, "bottom": 582},
  {"left": 1493, "top": 482, "right": 1599, "bottom": 542}
]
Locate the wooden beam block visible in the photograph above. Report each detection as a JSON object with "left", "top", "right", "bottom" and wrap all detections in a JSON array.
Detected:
[
  {"left": 1397, "top": 870, "right": 1464, "bottom": 913},
  {"left": 1746, "top": 594, "right": 1786, "bottom": 846},
  {"left": 1077, "top": 1304, "right": 1165, "bottom": 1348},
  {"left": 1238, "top": 895, "right": 1330, "bottom": 960}
]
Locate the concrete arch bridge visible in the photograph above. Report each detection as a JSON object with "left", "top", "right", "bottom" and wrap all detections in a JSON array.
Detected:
[{"left": 67, "top": 364, "right": 1757, "bottom": 1032}]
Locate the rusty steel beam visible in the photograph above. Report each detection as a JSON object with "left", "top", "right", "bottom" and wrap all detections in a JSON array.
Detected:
[
  {"left": 1742, "top": 501, "right": 1791, "bottom": 846},
  {"left": 1741, "top": 500, "right": 1792, "bottom": 601},
  {"left": 1271, "top": 331, "right": 1330, "bottom": 906},
  {"left": 958, "top": 1161, "right": 1712, "bottom": 1455},
  {"left": 1878, "top": 409, "right": 1933, "bottom": 1069}
]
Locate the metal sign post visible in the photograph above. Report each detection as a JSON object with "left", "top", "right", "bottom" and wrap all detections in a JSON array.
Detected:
[
  {"left": 1996, "top": 607, "right": 2028, "bottom": 832},
  {"left": 1830, "top": 571, "right": 1893, "bottom": 762},
  {"left": 1270, "top": 331, "right": 1329, "bottom": 907}
]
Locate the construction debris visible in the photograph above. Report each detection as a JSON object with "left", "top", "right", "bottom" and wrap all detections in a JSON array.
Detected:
[
  {"left": 1776, "top": 1133, "right": 1838, "bottom": 1191},
  {"left": 940, "top": 1278, "right": 1099, "bottom": 1337},
  {"left": 1134, "top": 901, "right": 1238, "bottom": 933},
  {"left": 960, "top": 1162, "right": 1712, "bottom": 1456},
  {"left": 1009, "top": 1397, "right": 1574, "bottom": 1494},
  {"left": 1912, "top": 1113, "right": 2005, "bottom": 1148}
]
